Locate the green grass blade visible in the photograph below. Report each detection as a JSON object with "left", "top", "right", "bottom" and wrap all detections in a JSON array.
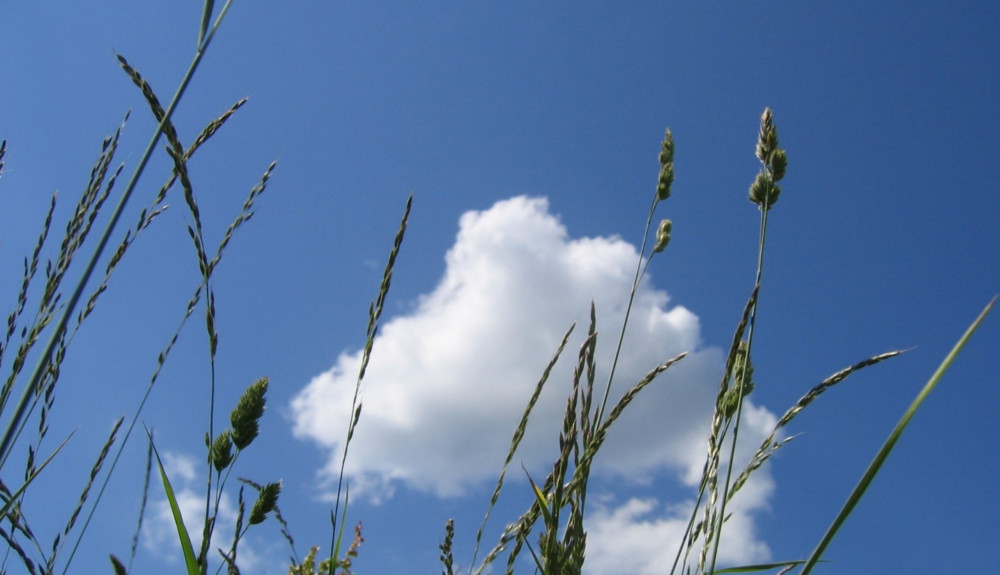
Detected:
[
  {"left": 146, "top": 428, "right": 201, "bottom": 575},
  {"left": 198, "top": 0, "right": 215, "bottom": 47},
  {"left": 800, "top": 295, "right": 996, "bottom": 575},
  {"left": 711, "top": 558, "right": 819, "bottom": 573}
]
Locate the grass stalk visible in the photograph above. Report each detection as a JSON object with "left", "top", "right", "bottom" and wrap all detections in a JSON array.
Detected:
[
  {"left": 327, "top": 195, "right": 411, "bottom": 574},
  {"left": 707, "top": 200, "right": 769, "bottom": 574}
]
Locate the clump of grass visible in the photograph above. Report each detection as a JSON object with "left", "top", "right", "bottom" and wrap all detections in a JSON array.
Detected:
[
  {"left": 434, "top": 108, "right": 992, "bottom": 575},
  {"left": 459, "top": 128, "right": 686, "bottom": 575}
]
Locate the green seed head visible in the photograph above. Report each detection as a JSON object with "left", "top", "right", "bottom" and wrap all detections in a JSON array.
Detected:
[
  {"left": 659, "top": 129, "right": 674, "bottom": 166},
  {"left": 210, "top": 431, "right": 233, "bottom": 473},
  {"left": 231, "top": 377, "right": 269, "bottom": 450},
  {"left": 249, "top": 481, "right": 281, "bottom": 525}
]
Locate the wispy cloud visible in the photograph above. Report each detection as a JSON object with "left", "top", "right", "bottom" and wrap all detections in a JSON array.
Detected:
[{"left": 290, "top": 195, "right": 778, "bottom": 567}]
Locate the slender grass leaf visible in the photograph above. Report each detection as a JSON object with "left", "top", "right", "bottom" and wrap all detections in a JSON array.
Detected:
[
  {"left": 524, "top": 467, "right": 554, "bottom": 527},
  {"left": 145, "top": 429, "right": 201, "bottom": 575},
  {"left": 110, "top": 554, "right": 128, "bottom": 575},
  {"left": 800, "top": 295, "right": 996, "bottom": 575},
  {"left": 711, "top": 558, "right": 820, "bottom": 573}
]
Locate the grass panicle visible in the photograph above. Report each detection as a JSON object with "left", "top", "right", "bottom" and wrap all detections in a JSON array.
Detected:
[
  {"left": 439, "top": 519, "right": 456, "bottom": 575},
  {"left": 727, "top": 350, "right": 904, "bottom": 500},
  {"left": 230, "top": 377, "right": 268, "bottom": 451},
  {"left": 324, "top": 194, "right": 411, "bottom": 573}
]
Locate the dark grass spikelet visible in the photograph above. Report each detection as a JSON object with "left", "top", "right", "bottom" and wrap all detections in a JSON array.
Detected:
[
  {"left": 231, "top": 377, "right": 268, "bottom": 450},
  {"left": 248, "top": 481, "right": 281, "bottom": 526},
  {"left": 115, "top": 53, "right": 182, "bottom": 153},
  {"left": 61, "top": 418, "right": 123, "bottom": 540},
  {"left": 209, "top": 161, "right": 276, "bottom": 274},
  {"left": 657, "top": 129, "right": 675, "bottom": 201},
  {"left": 470, "top": 322, "right": 575, "bottom": 570},
  {"left": 439, "top": 519, "right": 456, "bottom": 575},
  {"left": 109, "top": 554, "right": 128, "bottom": 575}
]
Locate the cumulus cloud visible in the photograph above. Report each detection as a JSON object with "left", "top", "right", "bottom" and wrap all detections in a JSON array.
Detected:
[{"left": 290, "top": 196, "right": 779, "bottom": 568}]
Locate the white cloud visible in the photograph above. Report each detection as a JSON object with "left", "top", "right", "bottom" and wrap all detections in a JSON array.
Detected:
[{"left": 290, "top": 195, "right": 780, "bottom": 567}]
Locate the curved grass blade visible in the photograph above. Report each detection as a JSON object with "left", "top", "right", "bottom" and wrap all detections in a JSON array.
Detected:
[
  {"left": 800, "top": 295, "right": 996, "bottom": 575},
  {"left": 145, "top": 428, "right": 200, "bottom": 575}
]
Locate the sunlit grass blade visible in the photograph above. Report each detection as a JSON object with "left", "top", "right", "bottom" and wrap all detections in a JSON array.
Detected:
[
  {"left": 524, "top": 467, "right": 554, "bottom": 527},
  {"left": 145, "top": 428, "right": 200, "bottom": 575},
  {"left": 800, "top": 295, "right": 996, "bottom": 575}
]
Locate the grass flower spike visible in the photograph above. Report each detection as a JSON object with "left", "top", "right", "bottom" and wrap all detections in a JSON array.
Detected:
[
  {"left": 749, "top": 107, "right": 788, "bottom": 210},
  {"left": 657, "top": 129, "right": 675, "bottom": 201}
]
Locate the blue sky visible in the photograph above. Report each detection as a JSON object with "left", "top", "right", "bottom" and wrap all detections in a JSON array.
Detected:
[{"left": 1, "top": 2, "right": 998, "bottom": 574}]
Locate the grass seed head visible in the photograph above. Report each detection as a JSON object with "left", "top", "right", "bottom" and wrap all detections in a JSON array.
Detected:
[
  {"left": 657, "top": 129, "right": 675, "bottom": 201},
  {"left": 231, "top": 377, "right": 269, "bottom": 450},
  {"left": 654, "top": 219, "right": 673, "bottom": 253},
  {"left": 249, "top": 480, "right": 281, "bottom": 525}
]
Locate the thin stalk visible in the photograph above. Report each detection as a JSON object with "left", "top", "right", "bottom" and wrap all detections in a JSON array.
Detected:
[
  {"left": 708, "top": 203, "right": 769, "bottom": 574},
  {"left": 597, "top": 193, "right": 660, "bottom": 425}
]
